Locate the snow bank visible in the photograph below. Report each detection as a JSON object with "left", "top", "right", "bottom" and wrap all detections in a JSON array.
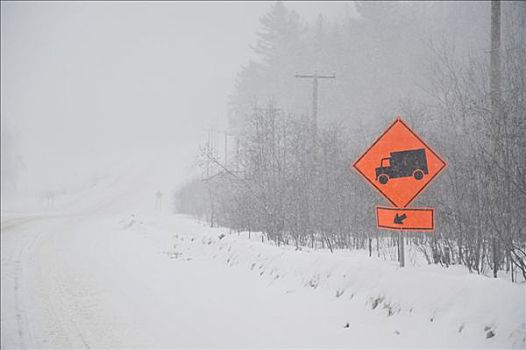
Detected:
[{"left": 147, "top": 214, "right": 525, "bottom": 348}]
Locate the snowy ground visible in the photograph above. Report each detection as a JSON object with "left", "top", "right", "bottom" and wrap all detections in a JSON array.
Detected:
[{"left": 1, "top": 171, "right": 525, "bottom": 348}]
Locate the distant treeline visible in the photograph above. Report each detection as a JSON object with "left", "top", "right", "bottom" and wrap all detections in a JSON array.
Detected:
[{"left": 175, "top": 2, "right": 526, "bottom": 281}]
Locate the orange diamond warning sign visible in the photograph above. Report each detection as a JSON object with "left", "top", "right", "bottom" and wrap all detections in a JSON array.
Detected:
[{"left": 353, "top": 117, "right": 446, "bottom": 208}]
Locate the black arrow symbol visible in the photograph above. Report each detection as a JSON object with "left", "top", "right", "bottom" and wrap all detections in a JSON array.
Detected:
[{"left": 394, "top": 213, "right": 407, "bottom": 224}]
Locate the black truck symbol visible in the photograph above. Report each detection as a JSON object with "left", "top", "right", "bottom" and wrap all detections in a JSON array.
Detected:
[{"left": 375, "top": 148, "right": 428, "bottom": 185}]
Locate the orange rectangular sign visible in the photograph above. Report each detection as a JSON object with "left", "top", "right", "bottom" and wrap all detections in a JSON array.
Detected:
[{"left": 376, "top": 206, "right": 434, "bottom": 231}]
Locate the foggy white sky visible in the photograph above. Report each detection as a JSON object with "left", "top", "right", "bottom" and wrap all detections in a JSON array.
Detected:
[{"left": 1, "top": 1, "right": 352, "bottom": 195}]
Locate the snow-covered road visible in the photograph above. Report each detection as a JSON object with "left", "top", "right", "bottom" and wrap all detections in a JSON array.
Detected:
[
  {"left": 1, "top": 210, "right": 379, "bottom": 348},
  {"left": 2, "top": 198, "right": 524, "bottom": 348}
]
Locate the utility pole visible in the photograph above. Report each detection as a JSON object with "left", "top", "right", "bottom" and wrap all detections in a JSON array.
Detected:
[
  {"left": 295, "top": 73, "right": 335, "bottom": 142},
  {"left": 294, "top": 74, "right": 333, "bottom": 248},
  {"left": 490, "top": 0, "right": 501, "bottom": 114},
  {"left": 202, "top": 128, "right": 217, "bottom": 178},
  {"left": 216, "top": 130, "right": 231, "bottom": 169},
  {"left": 201, "top": 128, "right": 217, "bottom": 227},
  {"left": 490, "top": 0, "right": 501, "bottom": 279},
  {"left": 203, "top": 128, "right": 241, "bottom": 175}
]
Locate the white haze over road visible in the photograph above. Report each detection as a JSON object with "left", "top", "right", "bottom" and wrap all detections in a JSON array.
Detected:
[{"left": 1, "top": 1, "right": 351, "bottom": 199}]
